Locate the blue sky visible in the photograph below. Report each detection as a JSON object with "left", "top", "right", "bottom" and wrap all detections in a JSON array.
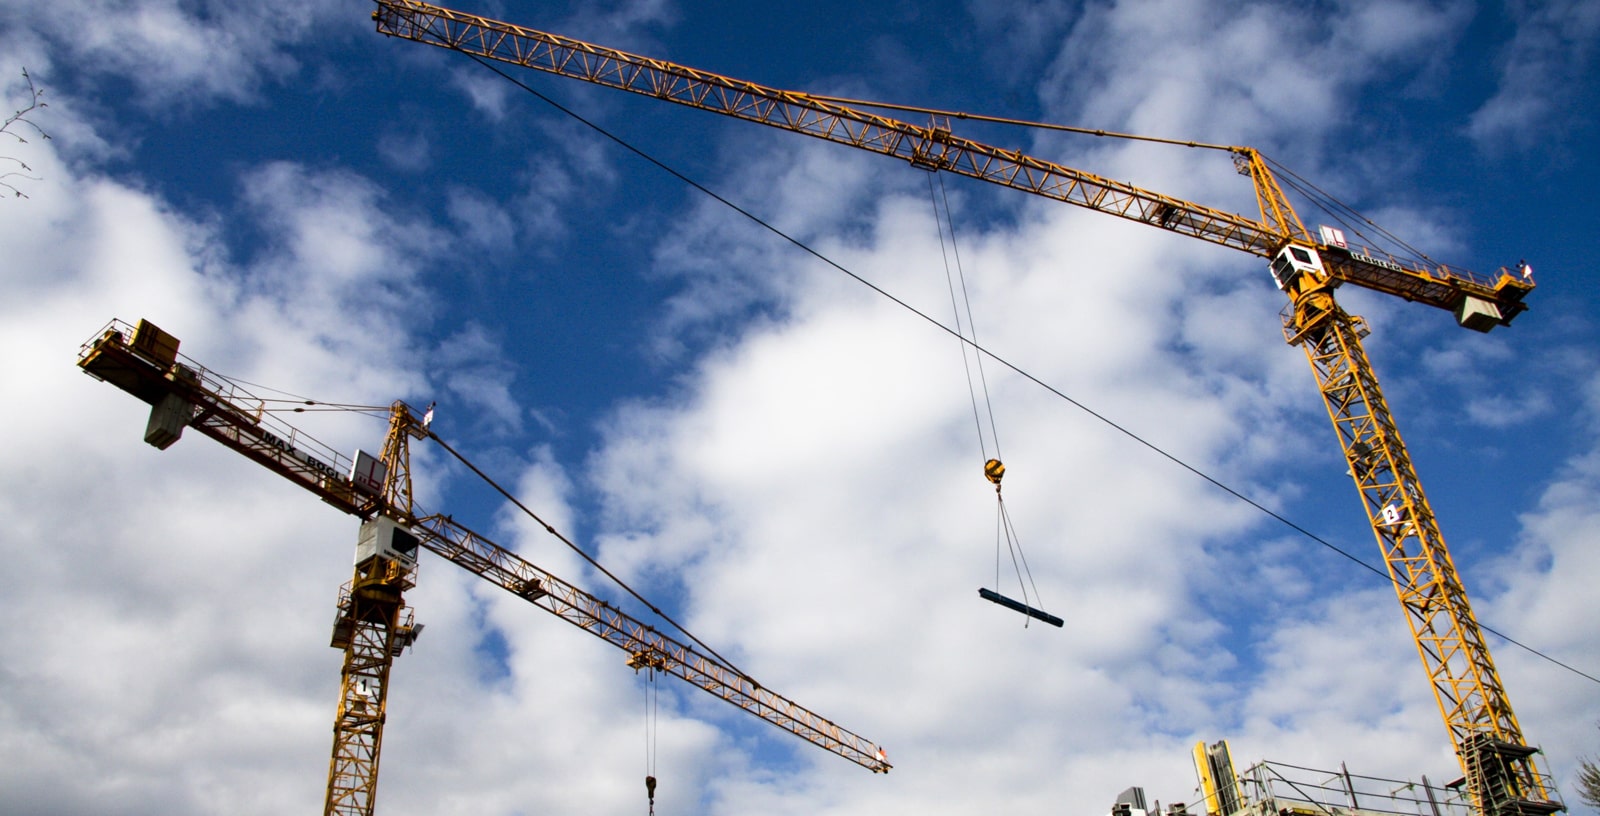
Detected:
[{"left": 3, "top": 1, "right": 1599, "bottom": 814}]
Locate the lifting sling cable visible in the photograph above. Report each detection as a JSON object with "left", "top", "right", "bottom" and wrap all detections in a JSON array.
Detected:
[
  {"left": 643, "top": 667, "right": 658, "bottom": 815},
  {"left": 416, "top": 46, "right": 1594, "bottom": 682},
  {"left": 926, "top": 174, "right": 1059, "bottom": 629},
  {"left": 426, "top": 431, "right": 754, "bottom": 681},
  {"left": 994, "top": 490, "right": 1043, "bottom": 617},
  {"left": 985, "top": 467, "right": 1061, "bottom": 628}
]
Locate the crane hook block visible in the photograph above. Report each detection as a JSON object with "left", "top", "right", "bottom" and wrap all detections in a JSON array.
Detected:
[{"left": 984, "top": 458, "right": 1005, "bottom": 485}]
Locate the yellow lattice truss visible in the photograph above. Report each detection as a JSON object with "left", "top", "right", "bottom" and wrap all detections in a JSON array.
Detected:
[
  {"left": 325, "top": 403, "right": 424, "bottom": 816},
  {"left": 364, "top": 4, "right": 1560, "bottom": 811},
  {"left": 325, "top": 562, "right": 416, "bottom": 816},
  {"left": 1284, "top": 284, "right": 1559, "bottom": 816}
]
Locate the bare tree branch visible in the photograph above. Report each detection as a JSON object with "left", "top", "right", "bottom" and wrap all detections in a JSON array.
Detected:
[{"left": 2, "top": 68, "right": 50, "bottom": 199}]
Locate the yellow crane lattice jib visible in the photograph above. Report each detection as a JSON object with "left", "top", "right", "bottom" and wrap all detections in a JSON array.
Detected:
[
  {"left": 1236, "top": 147, "right": 1310, "bottom": 244},
  {"left": 77, "top": 319, "right": 379, "bottom": 518},
  {"left": 371, "top": 0, "right": 1532, "bottom": 322},
  {"left": 370, "top": 1, "right": 1270, "bottom": 251},
  {"left": 409, "top": 512, "right": 893, "bottom": 774},
  {"left": 377, "top": 401, "right": 421, "bottom": 517},
  {"left": 78, "top": 318, "right": 891, "bottom": 778}
]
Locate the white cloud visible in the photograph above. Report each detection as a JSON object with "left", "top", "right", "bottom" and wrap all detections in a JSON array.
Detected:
[
  {"left": 580, "top": 155, "right": 1349, "bottom": 813},
  {"left": 579, "top": 2, "right": 1596, "bottom": 813},
  {"left": 1420, "top": 335, "right": 1556, "bottom": 428},
  {"left": 0, "top": 149, "right": 359, "bottom": 816},
  {"left": 559, "top": 0, "right": 678, "bottom": 52},
  {"left": 431, "top": 322, "right": 525, "bottom": 438},
  {"left": 0, "top": 81, "right": 543, "bottom": 816},
  {"left": 0, "top": 68, "right": 773, "bottom": 813},
  {"left": 2, "top": 1, "right": 1594, "bottom": 814},
  {"left": 446, "top": 185, "right": 518, "bottom": 253},
  {"left": 1042, "top": 0, "right": 1468, "bottom": 152},
  {"left": 1476, "top": 372, "right": 1600, "bottom": 767},
  {"left": 1468, "top": 0, "right": 1600, "bottom": 151},
  {"left": 377, "top": 127, "right": 432, "bottom": 173},
  {"left": 8, "top": 0, "right": 348, "bottom": 105},
  {"left": 450, "top": 67, "right": 513, "bottom": 122}
]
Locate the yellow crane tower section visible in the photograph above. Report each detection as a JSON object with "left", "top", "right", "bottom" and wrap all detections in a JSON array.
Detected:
[
  {"left": 367, "top": 4, "right": 1560, "bottom": 816},
  {"left": 324, "top": 407, "right": 425, "bottom": 816},
  {"left": 78, "top": 318, "right": 892, "bottom": 816}
]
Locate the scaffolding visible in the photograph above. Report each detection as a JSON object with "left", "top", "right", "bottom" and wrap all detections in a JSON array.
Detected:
[{"left": 1230, "top": 759, "right": 1477, "bottom": 816}]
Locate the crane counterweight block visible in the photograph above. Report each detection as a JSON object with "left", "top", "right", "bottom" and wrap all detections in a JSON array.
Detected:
[
  {"left": 79, "top": 319, "right": 379, "bottom": 518},
  {"left": 144, "top": 391, "right": 195, "bottom": 450}
]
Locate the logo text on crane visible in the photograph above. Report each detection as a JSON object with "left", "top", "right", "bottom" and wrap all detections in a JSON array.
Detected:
[
  {"left": 260, "top": 428, "right": 350, "bottom": 485},
  {"left": 1350, "top": 253, "right": 1406, "bottom": 274}
]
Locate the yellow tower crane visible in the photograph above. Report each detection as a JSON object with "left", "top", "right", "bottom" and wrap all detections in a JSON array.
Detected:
[
  {"left": 367, "top": 3, "right": 1561, "bottom": 815},
  {"left": 77, "top": 318, "right": 891, "bottom": 816}
]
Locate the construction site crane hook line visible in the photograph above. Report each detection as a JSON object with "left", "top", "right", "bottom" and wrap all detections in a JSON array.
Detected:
[
  {"left": 452, "top": 45, "right": 1599, "bottom": 689},
  {"left": 806, "top": 93, "right": 1241, "bottom": 152},
  {"left": 266, "top": 400, "right": 392, "bottom": 415},
  {"left": 926, "top": 177, "right": 1052, "bottom": 629},
  {"left": 927, "top": 178, "right": 1050, "bottom": 628},
  {"left": 929, "top": 170, "right": 1003, "bottom": 465},
  {"left": 813, "top": 93, "right": 1467, "bottom": 277},
  {"left": 1261, "top": 154, "right": 1443, "bottom": 270},
  {"left": 987, "top": 482, "right": 1054, "bottom": 628},
  {"left": 214, "top": 375, "right": 392, "bottom": 415},
  {"left": 644, "top": 666, "right": 659, "bottom": 816},
  {"left": 422, "top": 428, "right": 757, "bottom": 686}
]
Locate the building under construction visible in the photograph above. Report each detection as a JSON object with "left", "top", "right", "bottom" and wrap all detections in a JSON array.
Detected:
[{"left": 1118, "top": 741, "right": 1560, "bottom": 816}]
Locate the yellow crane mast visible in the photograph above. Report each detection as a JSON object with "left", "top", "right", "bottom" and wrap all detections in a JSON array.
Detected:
[
  {"left": 77, "top": 318, "right": 891, "bottom": 816},
  {"left": 367, "top": 4, "right": 1560, "bottom": 815},
  {"left": 324, "top": 406, "right": 425, "bottom": 816}
]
